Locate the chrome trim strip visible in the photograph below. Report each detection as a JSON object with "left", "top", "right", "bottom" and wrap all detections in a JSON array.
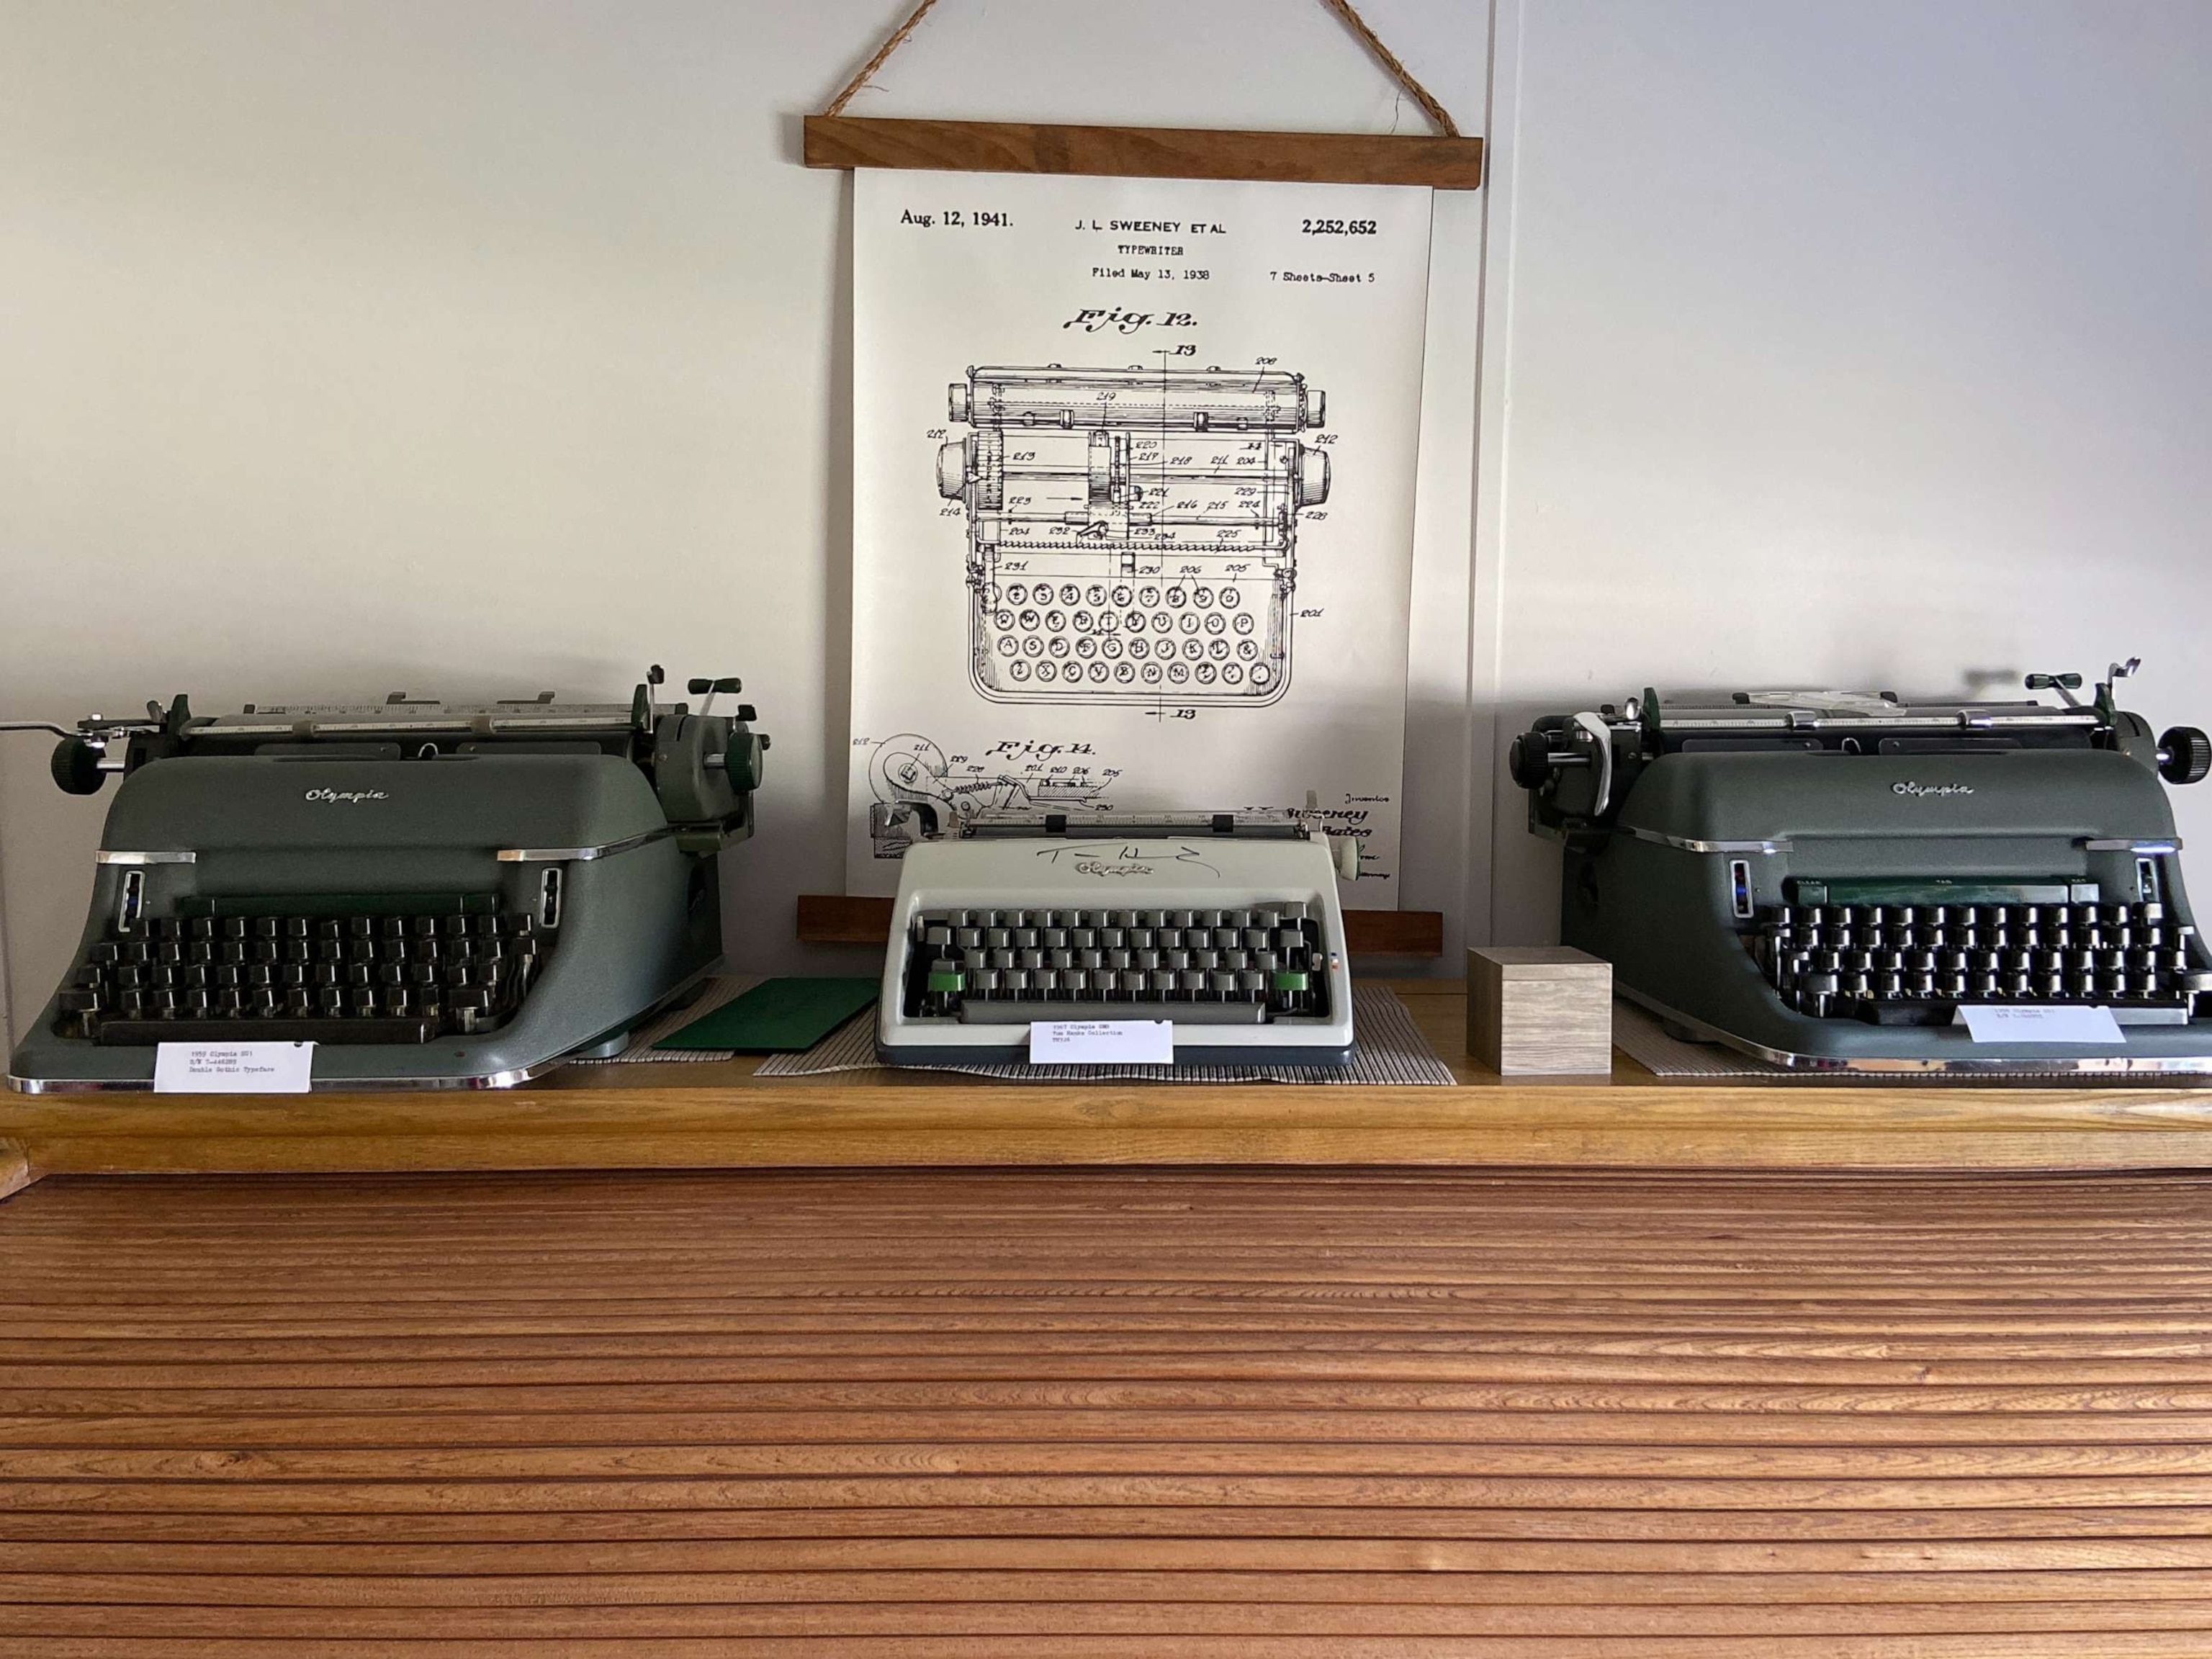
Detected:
[
  {"left": 5, "top": 962, "right": 726, "bottom": 1094},
  {"left": 1617, "top": 826, "right": 1791, "bottom": 855},
  {"left": 95, "top": 850, "right": 197, "bottom": 866},
  {"left": 1619, "top": 986, "right": 2212, "bottom": 1076},
  {"left": 5, "top": 1055, "right": 572, "bottom": 1094},
  {"left": 496, "top": 827, "right": 671, "bottom": 863},
  {"left": 2080, "top": 837, "right": 2181, "bottom": 854}
]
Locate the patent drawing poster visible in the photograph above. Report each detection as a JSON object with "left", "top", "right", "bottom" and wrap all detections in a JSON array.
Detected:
[{"left": 847, "top": 168, "right": 1431, "bottom": 901}]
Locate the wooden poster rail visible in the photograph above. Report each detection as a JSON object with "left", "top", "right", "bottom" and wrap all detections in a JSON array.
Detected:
[{"left": 801, "top": 0, "right": 1482, "bottom": 189}]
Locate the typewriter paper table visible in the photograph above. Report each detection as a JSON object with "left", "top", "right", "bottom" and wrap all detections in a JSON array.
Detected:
[{"left": 7, "top": 983, "right": 2212, "bottom": 1192}]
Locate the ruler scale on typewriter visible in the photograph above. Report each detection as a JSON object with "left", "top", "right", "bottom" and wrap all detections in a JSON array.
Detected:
[
  {"left": 1510, "top": 660, "right": 2212, "bottom": 1074},
  {"left": 877, "top": 811, "right": 1357, "bottom": 1066},
  {"left": 4, "top": 671, "right": 768, "bottom": 1091}
]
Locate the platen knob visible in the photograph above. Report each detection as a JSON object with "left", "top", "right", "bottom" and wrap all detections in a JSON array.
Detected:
[
  {"left": 1507, "top": 731, "right": 1552, "bottom": 791},
  {"left": 937, "top": 439, "right": 969, "bottom": 501},
  {"left": 50, "top": 736, "right": 105, "bottom": 796},
  {"left": 2159, "top": 726, "right": 2212, "bottom": 786},
  {"left": 1294, "top": 447, "right": 1331, "bottom": 508}
]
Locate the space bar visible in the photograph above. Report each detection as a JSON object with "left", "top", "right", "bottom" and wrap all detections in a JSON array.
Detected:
[
  {"left": 95, "top": 1017, "right": 440, "bottom": 1047},
  {"left": 959, "top": 1002, "right": 1267, "bottom": 1026}
]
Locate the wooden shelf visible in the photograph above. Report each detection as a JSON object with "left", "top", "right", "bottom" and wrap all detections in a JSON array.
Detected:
[{"left": 7, "top": 984, "right": 2212, "bottom": 1184}]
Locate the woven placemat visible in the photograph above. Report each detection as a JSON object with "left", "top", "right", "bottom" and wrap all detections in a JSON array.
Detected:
[
  {"left": 571, "top": 976, "right": 764, "bottom": 1065},
  {"left": 753, "top": 984, "right": 1454, "bottom": 1085}
]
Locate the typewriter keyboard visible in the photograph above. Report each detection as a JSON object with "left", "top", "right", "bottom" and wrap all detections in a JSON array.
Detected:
[
  {"left": 903, "top": 904, "right": 1329, "bottom": 1025},
  {"left": 1753, "top": 900, "right": 2212, "bottom": 1025},
  {"left": 977, "top": 579, "right": 1284, "bottom": 700},
  {"left": 55, "top": 898, "right": 549, "bottom": 1046}
]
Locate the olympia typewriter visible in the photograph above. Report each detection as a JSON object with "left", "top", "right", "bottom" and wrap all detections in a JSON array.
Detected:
[
  {"left": 878, "top": 809, "right": 1358, "bottom": 1066},
  {"left": 5, "top": 670, "right": 768, "bottom": 1091},
  {"left": 1510, "top": 661, "right": 2212, "bottom": 1074}
]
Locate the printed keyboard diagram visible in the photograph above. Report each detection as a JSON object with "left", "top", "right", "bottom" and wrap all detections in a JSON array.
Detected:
[{"left": 936, "top": 365, "right": 1331, "bottom": 708}]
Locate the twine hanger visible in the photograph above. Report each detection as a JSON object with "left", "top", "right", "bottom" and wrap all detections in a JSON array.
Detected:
[{"left": 822, "top": 0, "right": 1465, "bottom": 139}]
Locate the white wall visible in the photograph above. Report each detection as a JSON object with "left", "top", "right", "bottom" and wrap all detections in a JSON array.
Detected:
[
  {"left": 0, "top": 0, "right": 1488, "bottom": 1040},
  {"left": 6, "top": 0, "right": 2207, "bottom": 1038},
  {"left": 1472, "top": 0, "right": 2212, "bottom": 944}
]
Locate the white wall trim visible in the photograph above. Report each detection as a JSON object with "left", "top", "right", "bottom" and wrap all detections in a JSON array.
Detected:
[{"left": 1462, "top": 0, "right": 1524, "bottom": 948}]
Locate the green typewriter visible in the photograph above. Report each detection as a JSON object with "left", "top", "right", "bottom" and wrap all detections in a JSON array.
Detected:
[
  {"left": 5, "top": 670, "right": 767, "bottom": 1091},
  {"left": 1510, "top": 661, "right": 2212, "bottom": 1074}
]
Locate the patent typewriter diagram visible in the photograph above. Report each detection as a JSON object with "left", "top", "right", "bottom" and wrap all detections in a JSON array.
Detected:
[
  {"left": 878, "top": 810, "right": 1357, "bottom": 1066},
  {"left": 936, "top": 364, "right": 1331, "bottom": 707},
  {"left": 1509, "top": 662, "right": 2212, "bottom": 1074},
  {"left": 5, "top": 670, "right": 768, "bottom": 1092}
]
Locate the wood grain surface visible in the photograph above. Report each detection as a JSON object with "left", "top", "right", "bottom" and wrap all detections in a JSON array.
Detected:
[
  {"left": 800, "top": 116, "right": 1486, "bottom": 189},
  {"left": 5, "top": 1164, "right": 2212, "bottom": 1652},
  {"left": 9, "top": 985, "right": 2212, "bottom": 1179}
]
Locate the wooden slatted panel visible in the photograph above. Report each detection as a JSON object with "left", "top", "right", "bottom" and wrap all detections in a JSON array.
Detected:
[{"left": 5, "top": 1166, "right": 2212, "bottom": 1654}]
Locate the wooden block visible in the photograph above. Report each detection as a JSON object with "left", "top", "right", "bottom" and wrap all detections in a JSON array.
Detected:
[
  {"left": 0, "top": 1138, "right": 37, "bottom": 1203},
  {"left": 802, "top": 116, "right": 1486, "bottom": 190},
  {"left": 1467, "top": 946, "right": 1613, "bottom": 1075}
]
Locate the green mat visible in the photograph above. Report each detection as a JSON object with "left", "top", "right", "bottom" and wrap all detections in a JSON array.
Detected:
[{"left": 655, "top": 977, "right": 879, "bottom": 1053}]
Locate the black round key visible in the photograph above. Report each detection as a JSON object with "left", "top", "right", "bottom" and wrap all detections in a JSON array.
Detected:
[
  {"left": 313, "top": 963, "right": 338, "bottom": 988},
  {"left": 381, "top": 916, "right": 406, "bottom": 939},
  {"left": 378, "top": 963, "right": 405, "bottom": 986},
  {"left": 284, "top": 916, "right": 310, "bottom": 939},
  {"left": 315, "top": 919, "right": 341, "bottom": 940},
  {"left": 218, "top": 917, "right": 245, "bottom": 941},
  {"left": 346, "top": 964, "right": 372, "bottom": 987},
  {"left": 318, "top": 988, "right": 344, "bottom": 1015},
  {"left": 253, "top": 916, "right": 279, "bottom": 940},
  {"left": 351, "top": 988, "right": 377, "bottom": 1014},
  {"left": 213, "top": 965, "right": 242, "bottom": 989},
  {"left": 285, "top": 990, "right": 312, "bottom": 1016},
  {"left": 410, "top": 962, "right": 437, "bottom": 985}
]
